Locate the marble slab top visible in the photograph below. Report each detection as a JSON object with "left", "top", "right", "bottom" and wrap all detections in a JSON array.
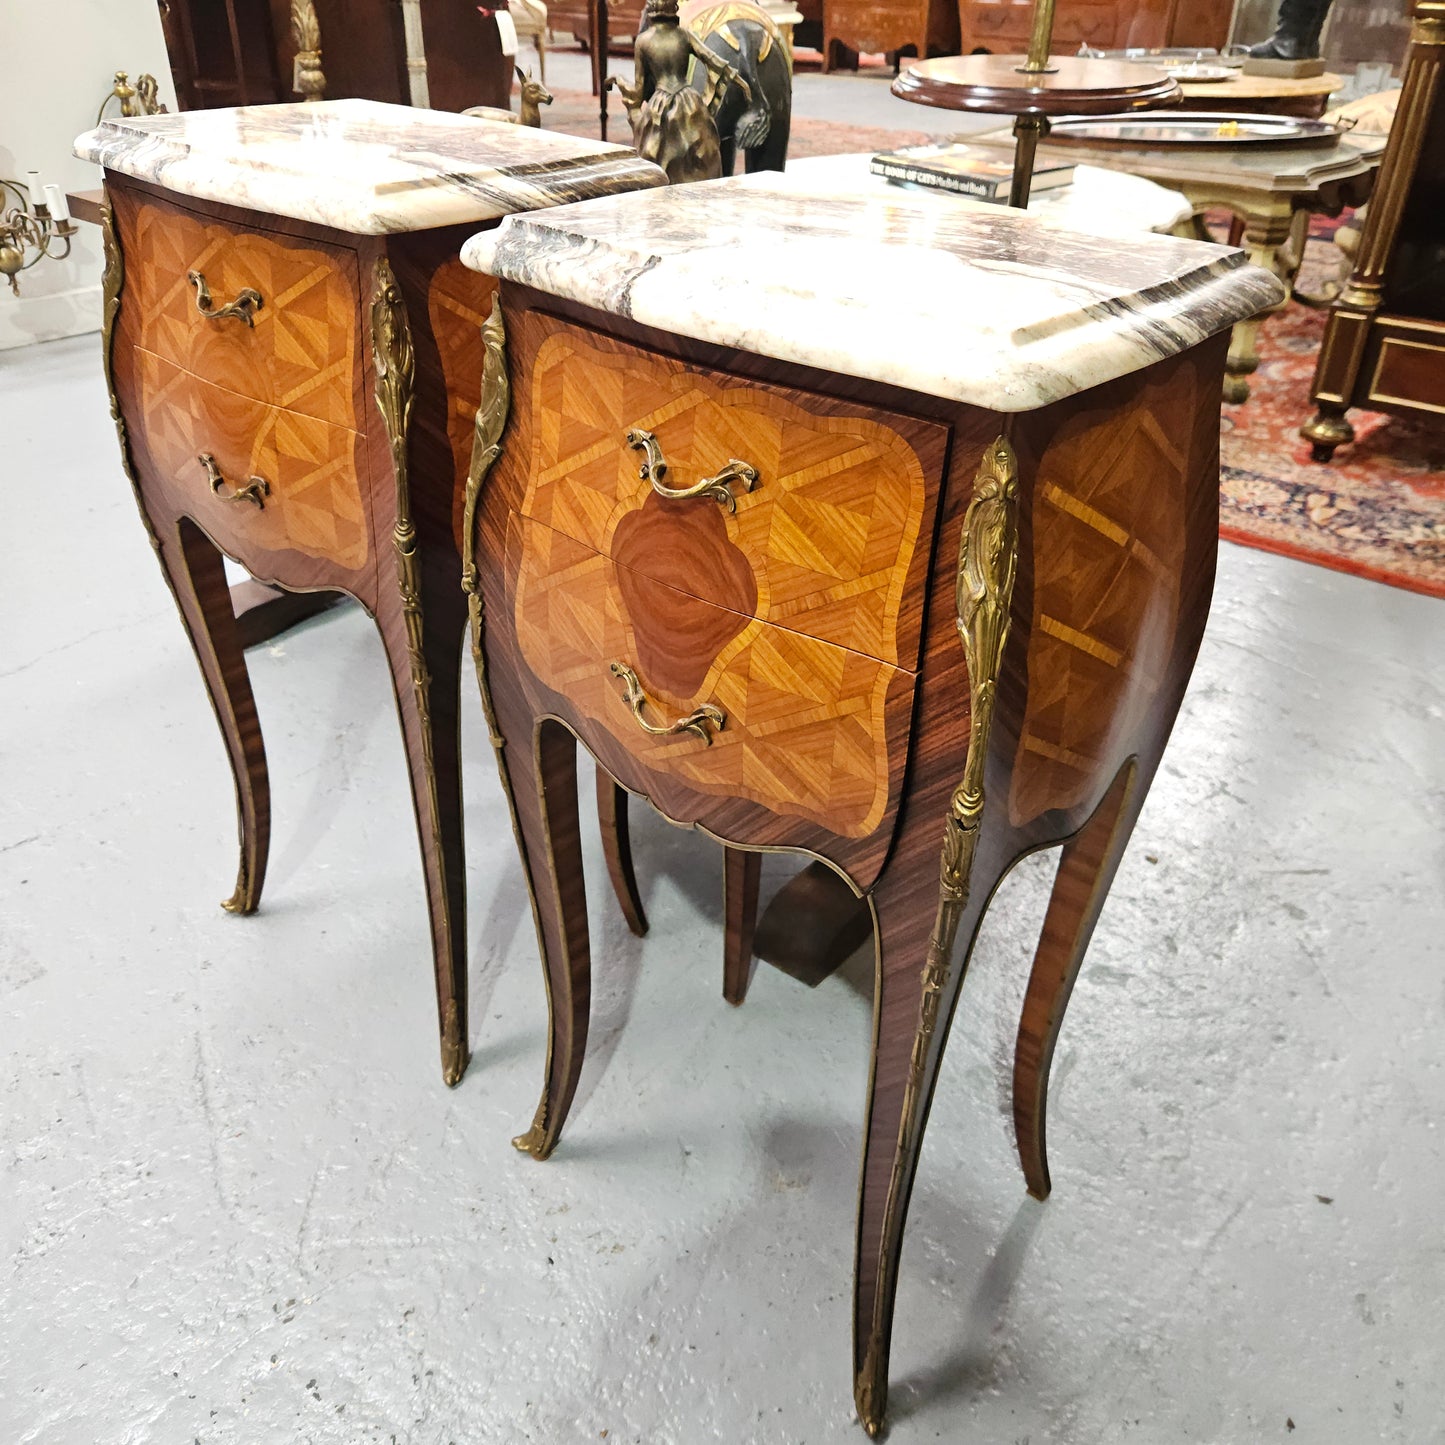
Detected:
[
  {"left": 74, "top": 99, "right": 666, "bottom": 235},
  {"left": 462, "top": 171, "right": 1286, "bottom": 413},
  {"left": 782, "top": 153, "right": 1194, "bottom": 237}
]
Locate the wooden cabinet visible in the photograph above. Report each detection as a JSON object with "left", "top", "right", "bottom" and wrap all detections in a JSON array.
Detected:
[
  {"left": 105, "top": 176, "right": 491, "bottom": 1085},
  {"left": 1304, "top": 0, "right": 1445, "bottom": 460},
  {"left": 956, "top": 0, "right": 1234, "bottom": 55},
  {"left": 80, "top": 101, "right": 666, "bottom": 1088},
  {"left": 158, "top": 0, "right": 511, "bottom": 112},
  {"left": 468, "top": 279, "right": 1244, "bottom": 1435},
  {"left": 823, "top": 0, "right": 960, "bottom": 66}
]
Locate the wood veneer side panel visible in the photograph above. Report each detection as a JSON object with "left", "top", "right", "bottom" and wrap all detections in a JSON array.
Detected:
[{"left": 1002, "top": 335, "right": 1226, "bottom": 845}]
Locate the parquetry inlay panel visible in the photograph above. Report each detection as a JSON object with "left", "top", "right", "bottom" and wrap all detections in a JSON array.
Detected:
[
  {"left": 522, "top": 324, "right": 936, "bottom": 670},
  {"left": 1009, "top": 370, "right": 1191, "bottom": 826},
  {"left": 123, "top": 197, "right": 360, "bottom": 430},
  {"left": 136, "top": 349, "right": 371, "bottom": 572},
  {"left": 512, "top": 516, "right": 913, "bottom": 838}
]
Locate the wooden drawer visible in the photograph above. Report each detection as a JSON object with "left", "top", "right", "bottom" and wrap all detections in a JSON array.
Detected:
[
  {"left": 1366, "top": 327, "right": 1445, "bottom": 415},
  {"left": 518, "top": 320, "right": 945, "bottom": 671},
  {"left": 133, "top": 348, "right": 372, "bottom": 576},
  {"left": 112, "top": 186, "right": 362, "bottom": 431},
  {"left": 509, "top": 514, "right": 915, "bottom": 841}
]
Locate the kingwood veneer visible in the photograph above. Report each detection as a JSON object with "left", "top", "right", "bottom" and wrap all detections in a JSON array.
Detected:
[
  {"left": 462, "top": 179, "right": 1283, "bottom": 1432},
  {"left": 74, "top": 99, "right": 663, "bottom": 1085}
]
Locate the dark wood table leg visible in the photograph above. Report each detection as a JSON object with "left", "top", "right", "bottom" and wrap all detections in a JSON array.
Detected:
[
  {"left": 593, "top": 0, "right": 610, "bottom": 140},
  {"left": 230, "top": 579, "right": 345, "bottom": 650},
  {"left": 154, "top": 516, "right": 272, "bottom": 916},
  {"left": 375, "top": 575, "right": 472, "bottom": 1088},
  {"left": 851, "top": 814, "right": 1013, "bottom": 1436},
  {"left": 596, "top": 767, "right": 648, "bottom": 936},
  {"left": 509, "top": 717, "right": 592, "bottom": 1161},
  {"left": 722, "top": 847, "right": 761, "bottom": 1004},
  {"left": 1012, "top": 758, "right": 1144, "bottom": 1202}
]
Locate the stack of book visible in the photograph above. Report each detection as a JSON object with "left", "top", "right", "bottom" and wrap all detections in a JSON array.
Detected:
[{"left": 870, "top": 141, "right": 1075, "bottom": 203}]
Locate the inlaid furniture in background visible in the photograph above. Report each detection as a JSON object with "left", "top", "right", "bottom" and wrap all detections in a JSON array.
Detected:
[
  {"left": 462, "top": 176, "right": 1280, "bottom": 1433},
  {"left": 820, "top": 0, "right": 959, "bottom": 71},
  {"left": 956, "top": 0, "right": 1232, "bottom": 57},
  {"left": 970, "top": 124, "right": 1383, "bottom": 401},
  {"left": 1303, "top": 0, "right": 1445, "bottom": 461},
  {"left": 74, "top": 100, "right": 664, "bottom": 1085}
]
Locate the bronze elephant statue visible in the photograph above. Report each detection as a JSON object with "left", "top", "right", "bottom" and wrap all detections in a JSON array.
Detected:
[{"left": 682, "top": 0, "right": 792, "bottom": 173}]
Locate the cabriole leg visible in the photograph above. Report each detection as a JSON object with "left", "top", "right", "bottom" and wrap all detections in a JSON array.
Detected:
[
  {"left": 595, "top": 766, "right": 648, "bottom": 937},
  {"left": 159, "top": 517, "right": 270, "bottom": 915},
  {"left": 510, "top": 719, "right": 591, "bottom": 1160},
  {"left": 1013, "top": 759, "right": 1143, "bottom": 1202}
]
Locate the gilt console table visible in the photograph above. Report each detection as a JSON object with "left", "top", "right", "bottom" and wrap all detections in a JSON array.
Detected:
[
  {"left": 73, "top": 99, "right": 664, "bottom": 1086},
  {"left": 460, "top": 174, "right": 1281, "bottom": 1432}
]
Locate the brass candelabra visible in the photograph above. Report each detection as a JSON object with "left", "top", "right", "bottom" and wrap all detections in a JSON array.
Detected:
[{"left": 0, "top": 180, "right": 79, "bottom": 297}]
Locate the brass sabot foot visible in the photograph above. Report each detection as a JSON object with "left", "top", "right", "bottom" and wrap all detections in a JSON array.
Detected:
[
  {"left": 854, "top": 1374, "right": 885, "bottom": 1438},
  {"left": 220, "top": 861, "right": 258, "bottom": 915},
  {"left": 511, "top": 1119, "right": 553, "bottom": 1159},
  {"left": 440, "top": 1001, "right": 469, "bottom": 1087}
]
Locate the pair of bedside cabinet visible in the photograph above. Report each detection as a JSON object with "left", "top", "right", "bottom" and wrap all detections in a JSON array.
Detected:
[{"left": 82, "top": 103, "right": 1280, "bottom": 1435}]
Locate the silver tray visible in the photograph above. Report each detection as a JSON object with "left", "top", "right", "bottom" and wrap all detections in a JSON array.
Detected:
[{"left": 1045, "top": 112, "right": 1349, "bottom": 149}]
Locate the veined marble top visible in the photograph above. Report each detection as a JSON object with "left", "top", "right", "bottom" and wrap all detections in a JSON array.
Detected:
[
  {"left": 74, "top": 99, "right": 666, "bottom": 235},
  {"left": 462, "top": 172, "right": 1285, "bottom": 413}
]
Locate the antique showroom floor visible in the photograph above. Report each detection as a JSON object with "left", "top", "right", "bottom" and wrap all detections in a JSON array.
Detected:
[{"left": 3, "top": 318, "right": 1443, "bottom": 1443}]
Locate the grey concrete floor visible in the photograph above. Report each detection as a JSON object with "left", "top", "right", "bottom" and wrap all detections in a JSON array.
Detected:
[{"left": 3, "top": 332, "right": 1444, "bottom": 1445}]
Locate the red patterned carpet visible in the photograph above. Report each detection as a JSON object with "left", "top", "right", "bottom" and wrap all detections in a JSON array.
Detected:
[
  {"left": 1220, "top": 230, "right": 1445, "bottom": 599},
  {"left": 538, "top": 93, "right": 1445, "bottom": 598}
]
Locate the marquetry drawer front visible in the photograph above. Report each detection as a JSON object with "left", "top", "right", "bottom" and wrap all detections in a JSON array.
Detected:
[
  {"left": 520, "top": 321, "right": 943, "bottom": 671},
  {"left": 135, "top": 350, "right": 371, "bottom": 573},
  {"left": 114, "top": 189, "right": 361, "bottom": 430},
  {"left": 511, "top": 515, "right": 915, "bottom": 840}
]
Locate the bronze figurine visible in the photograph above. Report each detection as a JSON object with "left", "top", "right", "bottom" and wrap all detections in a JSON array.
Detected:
[
  {"left": 515, "top": 66, "right": 554, "bottom": 127},
  {"left": 607, "top": 0, "right": 750, "bottom": 184}
]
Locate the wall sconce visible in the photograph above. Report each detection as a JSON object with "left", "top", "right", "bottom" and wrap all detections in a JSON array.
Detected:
[
  {"left": 0, "top": 179, "right": 79, "bottom": 297},
  {"left": 96, "top": 70, "right": 168, "bottom": 126}
]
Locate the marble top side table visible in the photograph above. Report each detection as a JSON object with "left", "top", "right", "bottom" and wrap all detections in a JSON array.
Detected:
[
  {"left": 74, "top": 99, "right": 664, "bottom": 1086},
  {"left": 970, "top": 125, "right": 1384, "bottom": 401},
  {"left": 462, "top": 172, "right": 1281, "bottom": 1432}
]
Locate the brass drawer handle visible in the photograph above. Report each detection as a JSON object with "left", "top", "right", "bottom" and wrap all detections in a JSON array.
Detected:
[
  {"left": 609, "top": 661, "right": 725, "bottom": 746},
  {"left": 626, "top": 427, "right": 759, "bottom": 512},
  {"left": 187, "top": 269, "right": 264, "bottom": 327},
  {"left": 199, "top": 452, "right": 270, "bottom": 509}
]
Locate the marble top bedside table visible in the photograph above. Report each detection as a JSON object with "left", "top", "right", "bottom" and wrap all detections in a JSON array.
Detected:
[
  {"left": 460, "top": 173, "right": 1282, "bottom": 1432},
  {"left": 73, "top": 99, "right": 664, "bottom": 1087}
]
